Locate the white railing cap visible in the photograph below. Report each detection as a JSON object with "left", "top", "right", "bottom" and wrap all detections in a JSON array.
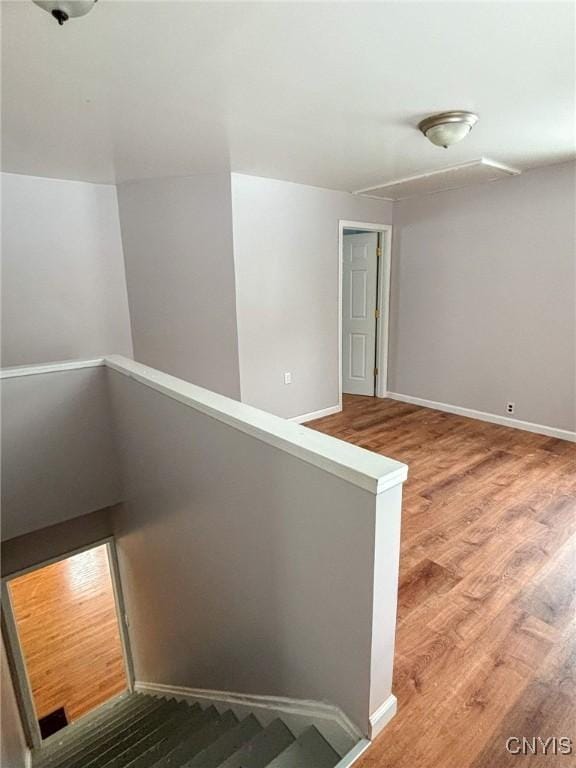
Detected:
[
  {"left": 0, "top": 358, "right": 104, "bottom": 378},
  {"left": 105, "top": 355, "right": 407, "bottom": 495}
]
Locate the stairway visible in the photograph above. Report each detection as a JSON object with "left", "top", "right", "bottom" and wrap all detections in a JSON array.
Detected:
[{"left": 33, "top": 692, "right": 343, "bottom": 768}]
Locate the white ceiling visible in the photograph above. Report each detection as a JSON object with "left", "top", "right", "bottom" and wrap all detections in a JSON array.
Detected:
[{"left": 2, "top": 0, "right": 575, "bottom": 189}]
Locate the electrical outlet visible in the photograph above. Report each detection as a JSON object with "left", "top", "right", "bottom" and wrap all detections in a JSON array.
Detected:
[
  {"left": 506, "top": 401, "right": 515, "bottom": 415},
  {"left": 284, "top": 372, "right": 292, "bottom": 385}
]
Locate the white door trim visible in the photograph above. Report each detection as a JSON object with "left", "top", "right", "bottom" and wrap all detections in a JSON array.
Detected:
[
  {"left": 338, "top": 221, "right": 392, "bottom": 407},
  {"left": 1, "top": 580, "right": 41, "bottom": 748},
  {"left": 1, "top": 537, "right": 134, "bottom": 748}
]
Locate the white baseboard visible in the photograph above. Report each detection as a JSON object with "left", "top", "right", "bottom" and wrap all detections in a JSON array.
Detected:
[
  {"left": 386, "top": 392, "right": 576, "bottom": 443},
  {"left": 334, "top": 738, "right": 372, "bottom": 768},
  {"left": 290, "top": 404, "right": 342, "bottom": 424},
  {"left": 135, "top": 680, "right": 363, "bottom": 758},
  {"left": 368, "top": 694, "right": 397, "bottom": 739}
]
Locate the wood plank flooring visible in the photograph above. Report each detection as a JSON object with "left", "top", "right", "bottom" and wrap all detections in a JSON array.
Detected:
[
  {"left": 308, "top": 395, "right": 576, "bottom": 768},
  {"left": 9, "top": 544, "right": 127, "bottom": 727}
]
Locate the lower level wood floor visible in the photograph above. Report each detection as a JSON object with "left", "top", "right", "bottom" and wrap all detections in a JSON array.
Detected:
[
  {"left": 309, "top": 395, "right": 575, "bottom": 768},
  {"left": 9, "top": 543, "right": 127, "bottom": 727}
]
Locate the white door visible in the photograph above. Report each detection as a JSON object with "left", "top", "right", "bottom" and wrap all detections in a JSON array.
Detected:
[{"left": 342, "top": 232, "right": 378, "bottom": 396}]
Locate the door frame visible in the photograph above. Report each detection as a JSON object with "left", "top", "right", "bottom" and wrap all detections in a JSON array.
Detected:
[
  {"left": 338, "top": 220, "right": 392, "bottom": 407},
  {"left": 1, "top": 537, "right": 134, "bottom": 748}
]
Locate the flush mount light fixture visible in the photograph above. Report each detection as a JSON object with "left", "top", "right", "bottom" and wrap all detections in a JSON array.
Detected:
[
  {"left": 33, "top": 0, "right": 98, "bottom": 25},
  {"left": 418, "top": 111, "right": 479, "bottom": 148}
]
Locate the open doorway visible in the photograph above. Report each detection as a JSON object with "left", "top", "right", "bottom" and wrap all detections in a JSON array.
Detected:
[
  {"left": 339, "top": 220, "right": 392, "bottom": 402},
  {"left": 2, "top": 540, "right": 132, "bottom": 746}
]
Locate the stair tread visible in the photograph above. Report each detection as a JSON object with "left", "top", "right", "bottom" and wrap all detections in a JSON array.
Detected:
[
  {"left": 217, "top": 718, "right": 295, "bottom": 768},
  {"left": 266, "top": 727, "right": 341, "bottom": 768},
  {"left": 60, "top": 700, "right": 189, "bottom": 768},
  {"left": 182, "top": 714, "right": 263, "bottom": 768},
  {"left": 146, "top": 708, "right": 238, "bottom": 768},
  {"left": 33, "top": 697, "right": 345, "bottom": 768},
  {"left": 35, "top": 693, "right": 147, "bottom": 761},
  {"left": 121, "top": 706, "right": 223, "bottom": 768},
  {"left": 98, "top": 703, "right": 205, "bottom": 768},
  {"left": 36, "top": 696, "right": 165, "bottom": 767}
]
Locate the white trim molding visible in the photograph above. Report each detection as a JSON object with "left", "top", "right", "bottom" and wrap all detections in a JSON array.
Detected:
[
  {"left": 368, "top": 694, "right": 397, "bottom": 739},
  {"left": 290, "top": 404, "right": 342, "bottom": 424},
  {"left": 106, "top": 355, "right": 407, "bottom": 494},
  {"left": 387, "top": 392, "right": 576, "bottom": 442},
  {"left": 352, "top": 158, "right": 521, "bottom": 200},
  {"left": 333, "top": 739, "right": 372, "bottom": 768},
  {"left": 135, "top": 681, "right": 364, "bottom": 760},
  {"left": 0, "top": 358, "right": 104, "bottom": 379}
]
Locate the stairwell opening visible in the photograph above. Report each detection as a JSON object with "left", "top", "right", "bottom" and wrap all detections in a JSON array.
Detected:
[{"left": 2, "top": 539, "right": 133, "bottom": 746}]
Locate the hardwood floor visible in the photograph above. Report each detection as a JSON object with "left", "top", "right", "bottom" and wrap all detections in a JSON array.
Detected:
[
  {"left": 9, "top": 544, "right": 127, "bottom": 727},
  {"left": 308, "top": 395, "right": 576, "bottom": 768}
]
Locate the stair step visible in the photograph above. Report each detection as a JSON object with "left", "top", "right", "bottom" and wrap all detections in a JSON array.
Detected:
[
  {"left": 61, "top": 700, "right": 190, "bottom": 768},
  {"left": 36, "top": 695, "right": 164, "bottom": 768},
  {"left": 182, "top": 714, "right": 263, "bottom": 768},
  {"left": 266, "top": 727, "right": 341, "bottom": 768},
  {"left": 98, "top": 702, "right": 202, "bottom": 768},
  {"left": 218, "top": 718, "right": 295, "bottom": 768},
  {"left": 150, "top": 708, "right": 238, "bottom": 768},
  {"left": 121, "top": 705, "right": 223, "bottom": 768},
  {"left": 58, "top": 698, "right": 169, "bottom": 767},
  {"left": 33, "top": 695, "right": 347, "bottom": 768},
  {"left": 36, "top": 693, "right": 144, "bottom": 762}
]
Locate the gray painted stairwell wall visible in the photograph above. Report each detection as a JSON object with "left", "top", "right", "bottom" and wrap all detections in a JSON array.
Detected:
[
  {"left": 1, "top": 367, "right": 122, "bottom": 541},
  {"left": 107, "top": 367, "right": 402, "bottom": 733}
]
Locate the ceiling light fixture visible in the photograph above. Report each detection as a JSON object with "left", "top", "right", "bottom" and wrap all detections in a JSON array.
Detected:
[
  {"left": 418, "top": 111, "right": 479, "bottom": 148},
  {"left": 33, "top": 0, "right": 98, "bottom": 26}
]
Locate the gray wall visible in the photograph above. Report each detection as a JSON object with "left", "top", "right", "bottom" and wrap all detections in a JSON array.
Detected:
[
  {"left": 117, "top": 175, "right": 241, "bottom": 399},
  {"left": 1, "top": 367, "right": 122, "bottom": 540},
  {"left": 1, "top": 637, "right": 27, "bottom": 768},
  {"left": 108, "top": 368, "right": 401, "bottom": 732},
  {"left": 389, "top": 161, "right": 576, "bottom": 432},
  {"left": 1, "top": 173, "right": 133, "bottom": 366},
  {"left": 1, "top": 505, "right": 115, "bottom": 577},
  {"left": 231, "top": 173, "right": 393, "bottom": 419}
]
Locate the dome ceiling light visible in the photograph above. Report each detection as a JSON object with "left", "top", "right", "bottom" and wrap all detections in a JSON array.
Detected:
[
  {"left": 418, "top": 111, "right": 479, "bottom": 148},
  {"left": 33, "top": 0, "right": 98, "bottom": 25}
]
